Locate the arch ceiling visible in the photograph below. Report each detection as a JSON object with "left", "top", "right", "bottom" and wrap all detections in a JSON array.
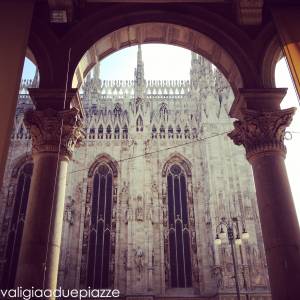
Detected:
[{"left": 72, "top": 23, "right": 244, "bottom": 96}]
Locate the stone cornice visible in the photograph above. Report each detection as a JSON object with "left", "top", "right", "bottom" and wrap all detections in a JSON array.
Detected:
[
  {"left": 228, "top": 107, "right": 296, "bottom": 161},
  {"left": 229, "top": 88, "right": 287, "bottom": 119},
  {"left": 24, "top": 107, "right": 84, "bottom": 158},
  {"left": 28, "top": 88, "right": 84, "bottom": 116}
]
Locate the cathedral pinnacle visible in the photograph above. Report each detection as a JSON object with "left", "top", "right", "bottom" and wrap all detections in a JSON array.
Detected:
[
  {"left": 135, "top": 44, "right": 145, "bottom": 84},
  {"left": 137, "top": 44, "right": 142, "bottom": 65},
  {"left": 134, "top": 44, "right": 146, "bottom": 98}
]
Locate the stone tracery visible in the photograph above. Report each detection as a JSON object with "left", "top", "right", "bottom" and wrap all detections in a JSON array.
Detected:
[{"left": 80, "top": 159, "right": 118, "bottom": 288}]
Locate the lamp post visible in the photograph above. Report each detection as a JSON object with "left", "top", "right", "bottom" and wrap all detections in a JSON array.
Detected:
[{"left": 214, "top": 217, "right": 249, "bottom": 300}]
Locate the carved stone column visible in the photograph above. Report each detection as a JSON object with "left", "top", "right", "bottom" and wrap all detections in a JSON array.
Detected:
[
  {"left": 15, "top": 107, "right": 84, "bottom": 291},
  {"left": 228, "top": 107, "right": 300, "bottom": 300}
]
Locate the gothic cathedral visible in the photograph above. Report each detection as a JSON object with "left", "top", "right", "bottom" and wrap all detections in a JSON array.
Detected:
[{"left": 0, "top": 46, "right": 271, "bottom": 299}]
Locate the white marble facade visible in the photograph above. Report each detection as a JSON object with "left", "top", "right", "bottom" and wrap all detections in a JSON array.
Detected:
[{"left": 0, "top": 47, "right": 270, "bottom": 298}]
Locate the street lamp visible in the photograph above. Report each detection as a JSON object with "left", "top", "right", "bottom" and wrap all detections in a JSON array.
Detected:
[{"left": 214, "top": 217, "right": 249, "bottom": 300}]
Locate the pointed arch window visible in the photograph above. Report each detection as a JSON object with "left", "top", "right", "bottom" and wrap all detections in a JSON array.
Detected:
[
  {"left": 136, "top": 115, "right": 143, "bottom": 132},
  {"left": 167, "top": 164, "right": 192, "bottom": 287},
  {"left": 168, "top": 126, "right": 174, "bottom": 139},
  {"left": 89, "top": 127, "right": 95, "bottom": 139},
  {"left": 160, "top": 103, "right": 168, "bottom": 122},
  {"left": 162, "top": 160, "right": 199, "bottom": 289},
  {"left": 1, "top": 162, "right": 33, "bottom": 288},
  {"left": 81, "top": 162, "right": 117, "bottom": 288},
  {"left": 152, "top": 125, "right": 157, "bottom": 138},
  {"left": 106, "top": 125, "right": 111, "bottom": 139},
  {"left": 160, "top": 125, "right": 165, "bottom": 138},
  {"left": 192, "top": 128, "right": 197, "bottom": 139},
  {"left": 98, "top": 125, "right": 103, "bottom": 139},
  {"left": 114, "top": 125, "right": 120, "bottom": 139},
  {"left": 176, "top": 125, "right": 182, "bottom": 138},
  {"left": 122, "top": 125, "right": 128, "bottom": 139},
  {"left": 184, "top": 126, "right": 190, "bottom": 139},
  {"left": 113, "top": 103, "right": 122, "bottom": 117}
]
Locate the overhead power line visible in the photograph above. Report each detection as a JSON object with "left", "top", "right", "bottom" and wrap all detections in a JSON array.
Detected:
[{"left": 69, "top": 130, "right": 231, "bottom": 174}]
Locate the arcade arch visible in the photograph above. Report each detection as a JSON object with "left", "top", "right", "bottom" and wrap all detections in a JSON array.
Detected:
[{"left": 72, "top": 23, "right": 246, "bottom": 98}]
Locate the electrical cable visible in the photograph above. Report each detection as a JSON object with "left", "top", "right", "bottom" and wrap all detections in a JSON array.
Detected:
[{"left": 69, "top": 130, "right": 231, "bottom": 174}]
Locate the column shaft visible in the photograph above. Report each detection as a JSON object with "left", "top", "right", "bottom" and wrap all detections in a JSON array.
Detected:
[
  {"left": 15, "top": 153, "right": 68, "bottom": 288},
  {"left": 0, "top": 0, "right": 35, "bottom": 186},
  {"left": 15, "top": 105, "right": 83, "bottom": 293},
  {"left": 228, "top": 101, "right": 300, "bottom": 300},
  {"left": 251, "top": 153, "right": 300, "bottom": 299}
]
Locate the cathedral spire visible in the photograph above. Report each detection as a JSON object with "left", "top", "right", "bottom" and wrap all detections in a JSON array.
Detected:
[
  {"left": 134, "top": 44, "right": 146, "bottom": 98},
  {"left": 135, "top": 44, "right": 145, "bottom": 84},
  {"left": 137, "top": 44, "right": 142, "bottom": 65},
  {"left": 190, "top": 51, "right": 200, "bottom": 90}
]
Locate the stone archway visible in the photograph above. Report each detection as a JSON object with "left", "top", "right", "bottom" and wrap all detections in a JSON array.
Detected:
[
  {"left": 72, "top": 23, "right": 244, "bottom": 97},
  {"left": 260, "top": 35, "right": 283, "bottom": 89},
  {"left": 8, "top": 2, "right": 299, "bottom": 298}
]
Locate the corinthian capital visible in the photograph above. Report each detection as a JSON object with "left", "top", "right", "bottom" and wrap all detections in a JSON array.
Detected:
[
  {"left": 24, "top": 107, "right": 84, "bottom": 158},
  {"left": 228, "top": 108, "right": 296, "bottom": 160}
]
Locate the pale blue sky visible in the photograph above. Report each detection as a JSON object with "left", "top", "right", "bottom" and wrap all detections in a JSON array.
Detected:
[
  {"left": 93, "top": 44, "right": 191, "bottom": 80},
  {"left": 23, "top": 58, "right": 36, "bottom": 79},
  {"left": 22, "top": 44, "right": 300, "bottom": 222},
  {"left": 23, "top": 44, "right": 192, "bottom": 80}
]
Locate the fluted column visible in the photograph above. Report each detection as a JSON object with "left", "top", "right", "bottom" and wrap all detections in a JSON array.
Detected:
[
  {"left": 15, "top": 107, "right": 84, "bottom": 291},
  {"left": 228, "top": 101, "right": 300, "bottom": 300}
]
